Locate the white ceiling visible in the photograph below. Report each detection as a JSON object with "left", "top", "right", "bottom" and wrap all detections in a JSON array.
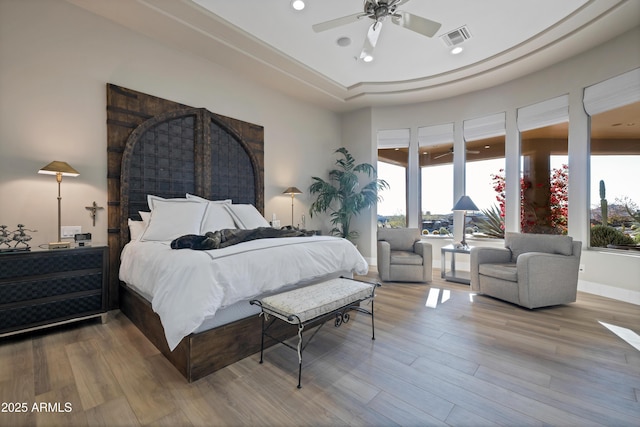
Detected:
[{"left": 67, "top": 0, "right": 640, "bottom": 112}]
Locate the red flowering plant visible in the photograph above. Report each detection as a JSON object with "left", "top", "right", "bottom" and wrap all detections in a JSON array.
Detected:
[
  {"left": 548, "top": 164, "right": 569, "bottom": 233},
  {"left": 490, "top": 164, "right": 568, "bottom": 234},
  {"left": 490, "top": 169, "right": 530, "bottom": 231}
]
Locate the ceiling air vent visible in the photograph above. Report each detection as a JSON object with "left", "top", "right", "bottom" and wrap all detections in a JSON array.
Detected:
[{"left": 440, "top": 26, "right": 471, "bottom": 47}]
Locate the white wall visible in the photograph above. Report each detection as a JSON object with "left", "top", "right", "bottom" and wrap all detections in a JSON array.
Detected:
[
  {"left": 340, "top": 107, "right": 376, "bottom": 261},
  {"left": 0, "top": 0, "right": 340, "bottom": 248},
  {"left": 367, "top": 27, "right": 640, "bottom": 303}
]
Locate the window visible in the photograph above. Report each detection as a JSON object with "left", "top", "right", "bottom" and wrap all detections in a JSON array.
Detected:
[
  {"left": 377, "top": 129, "right": 409, "bottom": 227},
  {"left": 518, "top": 96, "right": 569, "bottom": 234},
  {"left": 588, "top": 103, "right": 640, "bottom": 247},
  {"left": 419, "top": 124, "right": 454, "bottom": 235},
  {"left": 376, "top": 161, "right": 407, "bottom": 227},
  {"left": 464, "top": 113, "right": 506, "bottom": 237},
  {"left": 584, "top": 69, "right": 640, "bottom": 249}
]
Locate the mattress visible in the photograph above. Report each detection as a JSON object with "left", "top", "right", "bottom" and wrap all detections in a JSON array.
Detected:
[{"left": 119, "top": 235, "right": 368, "bottom": 349}]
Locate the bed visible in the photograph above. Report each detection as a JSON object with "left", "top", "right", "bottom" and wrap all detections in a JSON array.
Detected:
[{"left": 106, "top": 85, "right": 367, "bottom": 381}]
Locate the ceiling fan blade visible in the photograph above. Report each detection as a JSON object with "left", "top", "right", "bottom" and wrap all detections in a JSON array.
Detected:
[
  {"left": 391, "top": 11, "right": 442, "bottom": 37},
  {"left": 433, "top": 151, "right": 452, "bottom": 160},
  {"left": 359, "top": 22, "right": 382, "bottom": 61},
  {"left": 312, "top": 12, "right": 365, "bottom": 33}
]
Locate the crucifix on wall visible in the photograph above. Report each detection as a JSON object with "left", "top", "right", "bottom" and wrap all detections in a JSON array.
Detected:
[{"left": 85, "top": 201, "right": 104, "bottom": 226}]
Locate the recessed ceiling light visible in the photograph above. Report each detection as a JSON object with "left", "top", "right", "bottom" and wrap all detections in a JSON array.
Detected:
[
  {"left": 336, "top": 37, "right": 351, "bottom": 47},
  {"left": 363, "top": 54, "right": 374, "bottom": 63},
  {"left": 291, "top": 0, "right": 305, "bottom": 11},
  {"left": 451, "top": 46, "right": 463, "bottom": 55}
]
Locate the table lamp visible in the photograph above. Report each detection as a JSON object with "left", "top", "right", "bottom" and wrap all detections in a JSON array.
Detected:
[
  {"left": 38, "top": 161, "right": 79, "bottom": 249},
  {"left": 452, "top": 195, "right": 478, "bottom": 248},
  {"left": 283, "top": 187, "right": 302, "bottom": 227}
]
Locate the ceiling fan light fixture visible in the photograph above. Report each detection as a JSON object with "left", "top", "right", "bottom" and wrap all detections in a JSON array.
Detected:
[
  {"left": 291, "top": 0, "right": 305, "bottom": 11},
  {"left": 312, "top": 0, "right": 442, "bottom": 62}
]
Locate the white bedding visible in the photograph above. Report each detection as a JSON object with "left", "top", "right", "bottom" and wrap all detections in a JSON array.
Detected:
[{"left": 119, "top": 235, "right": 368, "bottom": 350}]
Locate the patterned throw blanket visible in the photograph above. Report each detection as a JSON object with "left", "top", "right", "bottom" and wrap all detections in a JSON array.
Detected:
[{"left": 171, "top": 227, "right": 316, "bottom": 250}]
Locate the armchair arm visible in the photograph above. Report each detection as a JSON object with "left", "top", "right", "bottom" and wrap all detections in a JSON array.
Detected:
[
  {"left": 470, "top": 247, "right": 512, "bottom": 292},
  {"left": 516, "top": 251, "right": 580, "bottom": 308},
  {"left": 377, "top": 240, "right": 391, "bottom": 282},
  {"left": 414, "top": 240, "right": 433, "bottom": 282}
]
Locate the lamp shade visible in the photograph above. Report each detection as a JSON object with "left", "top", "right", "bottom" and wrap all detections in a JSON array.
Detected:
[
  {"left": 452, "top": 195, "right": 478, "bottom": 211},
  {"left": 38, "top": 161, "right": 79, "bottom": 177},
  {"left": 283, "top": 186, "right": 302, "bottom": 195}
]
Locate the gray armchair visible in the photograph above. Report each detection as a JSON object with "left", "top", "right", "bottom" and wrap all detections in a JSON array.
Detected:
[
  {"left": 377, "top": 228, "right": 432, "bottom": 283},
  {"left": 470, "top": 232, "right": 582, "bottom": 308}
]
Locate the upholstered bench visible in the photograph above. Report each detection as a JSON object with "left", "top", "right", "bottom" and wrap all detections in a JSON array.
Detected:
[{"left": 250, "top": 277, "right": 379, "bottom": 388}]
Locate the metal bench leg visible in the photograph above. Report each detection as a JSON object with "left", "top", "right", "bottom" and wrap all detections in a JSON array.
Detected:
[
  {"left": 259, "top": 312, "right": 265, "bottom": 364},
  {"left": 371, "top": 299, "right": 376, "bottom": 341},
  {"left": 296, "top": 322, "right": 304, "bottom": 388}
]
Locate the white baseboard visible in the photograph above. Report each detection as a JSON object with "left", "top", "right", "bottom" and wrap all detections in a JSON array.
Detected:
[{"left": 578, "top": 280, "right": 640, "bottom": 306}]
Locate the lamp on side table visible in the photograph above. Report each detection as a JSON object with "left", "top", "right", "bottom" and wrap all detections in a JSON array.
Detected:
[
  {"left": 283, "top": 186, "right": 302, "bottom": 228},
  {"left": 452, "top": 195, "right": 478, "bottom": 248},
  {"left": 38, "top": 161, "right": 79, "bottom": 249}
]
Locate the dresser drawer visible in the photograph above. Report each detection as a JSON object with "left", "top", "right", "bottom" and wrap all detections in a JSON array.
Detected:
[
  {"left": 0, "top": 271, "right": 103, "bottom": 305},
  {"left": 0, "top": 294, "right": 103, "bottom": 334},
  {"left": 0, "top": 250, "right": 103, "bottom": 280}
]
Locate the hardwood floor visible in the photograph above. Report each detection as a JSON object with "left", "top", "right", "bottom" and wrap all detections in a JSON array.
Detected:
[{"left": 1, "top": 269, "right": 639, "bottom": 426}]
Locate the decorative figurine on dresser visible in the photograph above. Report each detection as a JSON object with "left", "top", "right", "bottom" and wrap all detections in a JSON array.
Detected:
[
  {"left": 0, "top": 224, "right": 37, "bottom": 252},
  {"left": 0, "top": 225, "right": 10, "bottom": 249}
]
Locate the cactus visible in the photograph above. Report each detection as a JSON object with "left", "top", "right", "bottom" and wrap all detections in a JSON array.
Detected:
[{"left": 599, "top": 180, "right": 608, "bottom": 225}]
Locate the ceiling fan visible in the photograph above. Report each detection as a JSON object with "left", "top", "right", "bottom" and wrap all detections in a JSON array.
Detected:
[
  {"left": 312, "top": 0, "right": 442, "bottom": 62},
  {"left": 433, "top": 147, "right": 481, "bottom": 160}
]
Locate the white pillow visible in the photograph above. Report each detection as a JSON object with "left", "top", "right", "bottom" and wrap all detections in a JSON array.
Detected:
[
  {"left": 147, "top": 194, "right": 196, "bottom": 211},
  {"left": 224, "top": 204, "right": 270, "bottom": 229},
  {"left": 140, "top": 199, "right": 208, "bottom": 242},
  {"left": 200, "top": 202, "right": 237, "bottom": 233},
  {"left": 128, "top": 219, "right": 146, "bottom": 241},
  {"left": 128, "top": 211, "right": 151, "bottom": 241},
  {"left": 186, "top": 193, "right": 232, "bottom": 204},
  {"left": 139, "top": 211, "right": 151, "bottom": 223}
]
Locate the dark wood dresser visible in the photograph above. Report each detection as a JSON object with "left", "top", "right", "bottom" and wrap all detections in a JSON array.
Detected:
[{"left": 0, "top": 245, "right": 108, "bottom": 337}]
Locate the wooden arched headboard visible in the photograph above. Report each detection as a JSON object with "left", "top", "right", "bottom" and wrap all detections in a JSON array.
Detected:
[{"left": 106, "top": 84, "right": 264, "bottom": 308}]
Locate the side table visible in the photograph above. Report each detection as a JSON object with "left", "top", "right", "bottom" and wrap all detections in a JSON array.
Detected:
[
  {"left": 441, "top": 244, "right": 472, "bottom": 284},
  {"left": 0, "top": 245, "right": 108, "bottom": 337}
]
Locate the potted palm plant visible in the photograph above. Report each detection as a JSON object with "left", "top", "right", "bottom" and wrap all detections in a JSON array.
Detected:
[{"left": 309, "top": 147, "right": 388, "bottom": 241}]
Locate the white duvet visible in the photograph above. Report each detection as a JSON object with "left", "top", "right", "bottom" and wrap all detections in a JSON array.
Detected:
[{"left": 119, "top": 235, "right": 368, "bottom": 350}]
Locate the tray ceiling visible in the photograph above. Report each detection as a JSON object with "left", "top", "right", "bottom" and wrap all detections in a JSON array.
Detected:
[{"left": 67, "top": 0, "right": 640, "bottom": 111}]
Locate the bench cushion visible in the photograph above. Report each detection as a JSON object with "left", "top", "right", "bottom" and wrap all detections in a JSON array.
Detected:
[{"left": 260, "top": 278, "right": 374, "bottom": 323}]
